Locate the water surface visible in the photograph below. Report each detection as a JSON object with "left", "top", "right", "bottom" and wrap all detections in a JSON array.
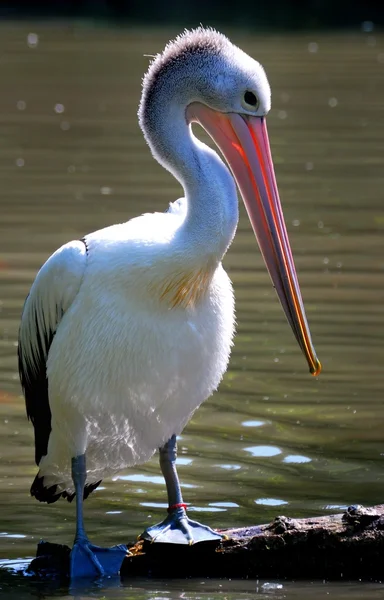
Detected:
[{"left": 0, "top": 22, "right": 383, "bottom": 598}]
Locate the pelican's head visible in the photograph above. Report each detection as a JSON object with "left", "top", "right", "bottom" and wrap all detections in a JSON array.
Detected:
[
  {"left": 140, "top": 28, "right": 271, "bottom": 131},
  {"left": 140, "top": 28, "right": 321, "bottom": 377}
]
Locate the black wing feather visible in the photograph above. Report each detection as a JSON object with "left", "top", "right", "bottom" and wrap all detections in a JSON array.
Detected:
[{"left": 18, "top": 299, "right": 54, "bottom": 466}]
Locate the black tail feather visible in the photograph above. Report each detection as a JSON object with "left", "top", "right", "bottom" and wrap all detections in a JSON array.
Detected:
[
  {"left": 62, "top": 479, "right": 102, "bottom": 503},
  {"left": 31, "top": 474, "right": 102, "bottom": 504}
]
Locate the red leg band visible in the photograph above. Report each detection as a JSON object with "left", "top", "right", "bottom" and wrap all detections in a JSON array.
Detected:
[{"left": 168, "top": 502, "right": 188, "bottom": 513}]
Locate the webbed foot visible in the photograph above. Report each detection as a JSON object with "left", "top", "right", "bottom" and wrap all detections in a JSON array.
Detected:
[
  {"left": 70, "top": 539, "right": 127, "bottom": 579},
  {"left": 141, "top": 506, "right": 222, "bottom": 545}
]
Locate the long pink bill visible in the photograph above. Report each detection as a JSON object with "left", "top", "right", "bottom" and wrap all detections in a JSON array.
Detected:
[{"left": 187, "top": 102, "right": 321, "bottom": 376}]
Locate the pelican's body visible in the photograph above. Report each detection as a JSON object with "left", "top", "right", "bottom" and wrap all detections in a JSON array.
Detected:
[
  {"left": 18, "top": 28, "right": 320, "bottom": 578},
  {"left": 35, "top": 221, "right": 235, "bottom": 490}
]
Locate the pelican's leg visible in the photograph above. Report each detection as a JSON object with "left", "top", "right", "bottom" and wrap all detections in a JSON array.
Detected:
[
  {"left": 141, "top": 434, "right": 222, "bottom": 544},
  {"left": 70, "top": 454, "right": 127, "bottom": 579}
]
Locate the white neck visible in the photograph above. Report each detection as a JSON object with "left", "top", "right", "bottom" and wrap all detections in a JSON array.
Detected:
[{"left": 141, "top": 100, "right": 239, "bottom": 265}]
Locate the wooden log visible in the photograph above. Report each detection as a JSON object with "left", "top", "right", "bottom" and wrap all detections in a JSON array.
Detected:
[{"left": 26, "top": 504, "right": 384, "bottom": 580}]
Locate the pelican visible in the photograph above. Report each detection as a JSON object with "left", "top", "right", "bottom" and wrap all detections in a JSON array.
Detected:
[{"left": 18, "top": 27, "right": 321, "bottom": 579}]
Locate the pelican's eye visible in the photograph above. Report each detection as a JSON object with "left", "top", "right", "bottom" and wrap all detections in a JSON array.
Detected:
[{"left": 242, "top": 91, "right": 258, "bottom": 111}]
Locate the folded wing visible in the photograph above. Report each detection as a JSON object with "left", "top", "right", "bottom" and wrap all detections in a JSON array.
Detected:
[{"left": 18, "top": 240, "right": 87, "bottom": 466}]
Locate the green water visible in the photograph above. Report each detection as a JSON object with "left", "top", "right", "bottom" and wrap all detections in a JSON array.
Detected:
[{"left": 0, "top": 22, "right": 383, "bottom": 599}]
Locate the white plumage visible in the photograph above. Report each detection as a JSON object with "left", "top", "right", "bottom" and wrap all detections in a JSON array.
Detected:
[{"left": 26, "top": 225, "right": 235, "bottom": 493}]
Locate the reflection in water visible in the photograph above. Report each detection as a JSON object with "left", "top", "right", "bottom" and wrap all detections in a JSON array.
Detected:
[
  {"left": 244, "top": 445, "right": 282, "bottom": 457},
  {"left": 254, "top": 497, "right": 288, "bottom": 506},
  {"left": 0, "top": 22, "right": 383, "bottom": 599},
  {"left": 242, "top": 419, "right": 266, "bottom": 427},
  {"left": 283, "top": 454, "right": 312, "bottom": 464},
  {"left": 1, "top": 567, "right": 384, "bottom": 600}
]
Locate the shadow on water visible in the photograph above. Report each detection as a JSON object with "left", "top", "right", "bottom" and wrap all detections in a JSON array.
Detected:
[
  {"left": 0, "top": 20, "right": 384, "bottom": 600},
  {"left": 1, "top": 561, "right": 384, "bottom": 599},
  {"left": 1, "top": 557, "right": 384, "bottom": 599}
]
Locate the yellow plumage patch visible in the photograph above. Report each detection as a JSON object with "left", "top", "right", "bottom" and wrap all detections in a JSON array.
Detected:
[{"left": 153, "top": 267, "right": 212, "bottom": 309}]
